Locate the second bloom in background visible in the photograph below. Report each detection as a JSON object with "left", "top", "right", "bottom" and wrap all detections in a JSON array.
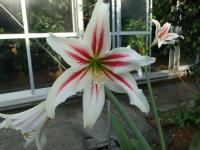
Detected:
[{"left": 152, "top": 19, "right": 183, "bottom": 48}]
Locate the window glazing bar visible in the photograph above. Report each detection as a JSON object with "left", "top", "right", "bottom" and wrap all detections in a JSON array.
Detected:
[
  {"left": 77, "top": 0, "right": 84, "bottom": 38},
  {"left": 111, "top": 0, "right": 116, "bottom": 49},
  {"left": 71, "top": 0, "right": 76, "bottom": 33},
  {"left": 112, "top": 31, "right": 151, "bottom": 36},
  {"left": 21, "top": 0, "right": 35, "bottom": 94},
  {"left": 116, "top": 0, "right": 121, "bottom": 47},
  {"left": 0, "top": 33, "right": 77, "bottom": 40},
  {"left": 149, "top": 0, "right": 152, "bottom": 55}
]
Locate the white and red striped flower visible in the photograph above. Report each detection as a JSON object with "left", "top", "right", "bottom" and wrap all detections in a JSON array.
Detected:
[
  {"left": 46, "top": 0, "right": 155, "bottom": 128},
  {"left": 152, "top": 19, "right": 183, "bottom": 48}
]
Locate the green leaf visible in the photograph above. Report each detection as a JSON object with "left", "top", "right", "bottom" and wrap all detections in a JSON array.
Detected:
[
  {"left": 110, "top": 113, "right": 134, "bottom": 150},
  {"left": 131, "top": 138, "right": 146, "bottom": 150},
  {"left": 189, "top": 130, "right": 200, "bottom": 150}
]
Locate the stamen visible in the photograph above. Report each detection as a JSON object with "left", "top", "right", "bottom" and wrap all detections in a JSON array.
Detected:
[
  {"left": 92, "top": 70, "right": 106, "bottom": 87},
  {"left": 22, "top": 130, "right": 35, "bottom": 139},
  {"left": 89, "top": 56, "right": 106, "bottom": 86}
]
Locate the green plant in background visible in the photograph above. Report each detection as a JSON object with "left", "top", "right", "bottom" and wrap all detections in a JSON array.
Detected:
[
  {"left": 30, "top": 39, "right": 66, "bottom": 73},
  {"left": 27, "top": 0, "right": 72, "bottom": 33},
  {"left": 122, "top": 19, "right": 146, "bottom": 31},
  {"left": 122, "top": 35, "right": 145, "bottom": 54},
  {"left": 0, "top": 27, "right": 4, "bottom": 33},
  {"left": 163, "top": 104, "right": 200, "bottom": 127},
  {"left": 83, "top": 0, "right": 98, "bottom": 28},
  {"left": 173, "top": 0, "right": 200, "bottom": 62},
  {"left": 121, "top": 19, "right": 146, "bottom": 54},
  {"left": 187, "top": 63, "right": 200, "bottom": 89},
  {"left": 0, "top": 39, "right": 28, "bottom": 80}
]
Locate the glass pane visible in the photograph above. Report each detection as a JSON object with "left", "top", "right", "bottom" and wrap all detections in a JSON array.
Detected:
[
  {"left": 0, "top": 39, "right": 30, "bottom": 93},
  {"left": 151, "top": 46, "right": 169, "bottom": 72},
  {"left": 83, "top": 0, "right": 113, "bottom": 31},
  {"left": 121, "top": 35, "right": 146, "bottom": 54},
  {"left": 121, "top": 0, "right": 146, "bottom": 31},
  {"left": 30, "top": 38, "right": 69, "bottom": 88},
  {"left": 26, "top": 0, "right": 73, "bottom": 33},
  {"left": 0, "top": 0, "right": 24, "bottom": 33}
]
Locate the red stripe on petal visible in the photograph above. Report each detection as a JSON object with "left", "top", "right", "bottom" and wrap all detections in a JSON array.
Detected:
[
  {"left": 106, "top": 69, "right": 135, "bottom": 92},
  {"left": 103, "top": 70, "right": 114, "bottom": 81},
  {"left": 98, "top": 21, "right": 105, "bottom": 54},
  {"left": 76, "top": 69, "right": 88, "bottom": 84},
  {"left": 95, "top": 84, "right": 99, "bottom": 100},
  {"left": 158, "top": 26, "right": 169, "bottom": 38},
  {"left": 103, "top": 61, "right": 130, "bottom": 67},
  {"left": 91, "top": 22, "right": 98, "bottom": 54},
  {"left": 69, "top": 45, "right": 92, "bottom": 59},
  {"left": 100, "top": 53, "right": 128, "bottom": 61},
  {"left": 65, "top": 51, "right": 88, "bottom": 64},
  {"left": 57, "top": 68, "right": 86, "bottom": 95},
  {"left": 91, "top": 81, "right": 94, "bottom": 97}
]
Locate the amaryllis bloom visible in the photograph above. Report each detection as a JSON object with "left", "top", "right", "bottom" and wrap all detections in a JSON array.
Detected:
[
  {"left": 0, "top": 101, "right": 48, "bottom": 150},
  {"left": 152, "top": 19, "right": 183, "bottom": 48},
  {"left": 46, "top": 0, "right": 155, "bottom": 128}
]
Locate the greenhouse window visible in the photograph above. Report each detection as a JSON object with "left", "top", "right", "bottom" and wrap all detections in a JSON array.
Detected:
[{"left": 0, "top": 0, "right": 199, "bottom": 108}]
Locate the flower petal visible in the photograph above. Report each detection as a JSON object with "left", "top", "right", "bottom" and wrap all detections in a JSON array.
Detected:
[
  {"left": 163, "top": 33, "right": 180, "bottom": 41},
  {"left": 0, "top": 101, "right": 49, "bottom": 150},
  {"left": 152, "top": 19, "right": 161, "bottom": 34},
  {"left": 158, "top": 22, "right": 171, "bottom": 38},
  {"left": 46, "top": 67, "right": 91, "bottom": 118},
  {"left": 158, "top": 33, "right": 181, "bottom": 48},
  {"left": 46, "top": 34, "right": 91, "bottom": 67},
  {"left": 104, "top": 70, "right": 150, "bottom": 113},
  {"left": 83, "top": 81, "right": 105, "bottom": 128},
  {"left": 158, "top": 39, "right": 165, "bottom": 48},
  {"left": 101, "top": 47, "right": 155, "bottom": 75},
  {"left": 83, "top": 0, "right": 111, "bottom": 55},
  {"left": 104, "top": 70, "right": 125, "bottom": 93}
]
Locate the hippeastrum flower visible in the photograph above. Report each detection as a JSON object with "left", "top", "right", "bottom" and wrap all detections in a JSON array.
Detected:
[
  {"left": 46, "top": 0, "right": 155, "bottom": 128},
  {"left": 152, "top": 19, "right": 183, "bottom": 48},
  {"left": 0, "top": 101, "right": 48, "bottom": 150}
]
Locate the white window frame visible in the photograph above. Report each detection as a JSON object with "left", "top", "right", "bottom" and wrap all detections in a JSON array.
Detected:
[
  {"left": 0, "top": 0, "right": 198, "bottom": 108},
  {"left": 0, "top": 0, "right": 84, "bottom": 107}
]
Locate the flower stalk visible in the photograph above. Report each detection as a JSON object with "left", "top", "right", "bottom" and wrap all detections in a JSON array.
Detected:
[
  {"left": 105, "top": 87, "right": 151, "bottom": 150},
  {"left": 143, "top": 44, "right": 166, "bottom": 150},
  {"left": 143, "top": 66, "right": 166, "bottom": 150}
]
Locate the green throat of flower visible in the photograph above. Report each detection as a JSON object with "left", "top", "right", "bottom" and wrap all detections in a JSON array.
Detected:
[{"left": 88, "top": 56, "right": 105, "bottom": 84}]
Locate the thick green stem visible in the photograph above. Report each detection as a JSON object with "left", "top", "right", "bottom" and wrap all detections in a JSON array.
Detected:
[
  {"left": 144, "top": 66, "right": 166, "bottom": 150},
  {"left": 105, "top": 87, "right": 151, "bottom": 150}
]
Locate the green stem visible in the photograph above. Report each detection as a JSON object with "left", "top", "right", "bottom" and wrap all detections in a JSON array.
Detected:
[
  {"left": 105, "top": 87, "right": 151, "bottom": 150},
  {"left": 144, "top": 66, "right": 166, "bottom": 150}
]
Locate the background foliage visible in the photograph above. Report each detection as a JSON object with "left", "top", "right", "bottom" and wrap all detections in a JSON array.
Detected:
[{"left": 153, "top": 0, "right": 200, "bottom": 63}]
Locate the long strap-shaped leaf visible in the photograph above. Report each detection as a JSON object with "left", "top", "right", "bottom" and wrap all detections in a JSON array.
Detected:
[
  {"left": 110, "top": 113, "right": 134, "bottom": 150},
  {"left": 105, "top": 87, "right": 151, "bottom": 150}
]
